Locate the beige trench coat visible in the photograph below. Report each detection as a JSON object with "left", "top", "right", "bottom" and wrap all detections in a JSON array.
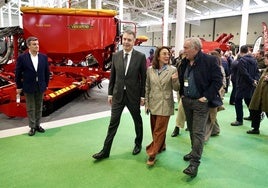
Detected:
[{"left": 145, "top": 65, "right": 179, "bottom": 116}]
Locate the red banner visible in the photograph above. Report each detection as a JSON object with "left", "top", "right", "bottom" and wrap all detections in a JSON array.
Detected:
[{"left": 262, "top": 22, "right": 268, "bottom": 52}]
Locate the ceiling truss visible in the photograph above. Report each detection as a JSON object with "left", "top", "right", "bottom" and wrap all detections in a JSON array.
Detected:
[{"left": 1, "top": 0, "right": 268, "bottom": 26}]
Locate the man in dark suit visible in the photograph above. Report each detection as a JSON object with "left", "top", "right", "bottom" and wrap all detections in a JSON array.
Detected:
[
  {"left": 178, "top": 37, "right": 222, "bottom": 177},
  {"left": 15, "top": 36, "right": 50, "bottom": 136},
  {"left": 92, "top": 30, "right": 147, "bottom": 160},
  {"left": 230, "top": 45, "right": 259, "bottom": 126}
]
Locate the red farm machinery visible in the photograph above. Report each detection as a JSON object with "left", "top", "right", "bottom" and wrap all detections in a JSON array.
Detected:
[
  {"left": 0, "top": 7, "right": 145, "bottom": 118},
  {"left": 200, "top": 33, "right": 234, "bottom": 53}
]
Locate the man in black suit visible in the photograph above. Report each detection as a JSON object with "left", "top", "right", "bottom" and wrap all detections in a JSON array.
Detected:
[
  {"left": 230, "top": 45, "right": 259, "bottom": 126},
  {"left": 178, "top": 37, "right": 222, "bottom": 177},
  {"left": 15, "top": 36, "right": 50, "bottom": 136},
  {"left": 92, "top": 30, "right": 147, "bottom": 160}
]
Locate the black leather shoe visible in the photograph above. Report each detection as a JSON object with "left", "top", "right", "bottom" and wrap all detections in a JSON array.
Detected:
[
  {"left": 28, "top": 128, "right": 36, "bottom": 136},
  {"left": 36, "top": 126, "right": 45, "bottom": 133},
  {"left": 243, "top": 116, "right": 252, "bottom": 121},
  {"left": 246, "top": 129, "right": 260, "bottom": 134},
  {"left": 183, "top": 165, "right": 198, "bottom": 177},
  {"left": 92, "top": 151, "right": 109, "bottom": 160},
  {"left": 132, "top": 145, "right": 141, "bottom": 155},
  {"left": 231, "top": 121, "right": 243, "bottom": 126},
  {"left": 171, "top": 127, "right": 180, "bottom": 137},
  {"left": 183, "top": 153, "right": 192, "bottom": 161}
]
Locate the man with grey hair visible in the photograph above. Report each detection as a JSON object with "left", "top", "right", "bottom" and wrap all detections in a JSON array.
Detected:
[
  {"left": 15, "top": 36, "right": 50, "bottom": 136},
  {"left": 178, "top": 37, "right": 223, "bottom": 177}
]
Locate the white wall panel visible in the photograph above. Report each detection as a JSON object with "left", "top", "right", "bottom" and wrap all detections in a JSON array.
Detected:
[
  {"left": 215, "top": 16, "right": 241, "bottom": 45},
  {"left": 189, "top": 19, "right": 214, "bottom": 41},
  {"left": 137, "top": 12, "right": 268, "bottom": 48},
  {"left": 248, "top": 12, "right": 268, "bottom": 45}
]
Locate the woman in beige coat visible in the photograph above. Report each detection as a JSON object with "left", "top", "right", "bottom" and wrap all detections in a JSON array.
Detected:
[{"left": 145, "top": 46, "right": 179, "bottom": 166}]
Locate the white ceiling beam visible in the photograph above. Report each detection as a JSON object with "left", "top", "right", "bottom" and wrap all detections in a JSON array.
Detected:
[
  {"left": 207, "top": 0, "right": 237, "bottom": 11},
  {"left": 253, "top": 0, "right": 266, "bottom": 5}
]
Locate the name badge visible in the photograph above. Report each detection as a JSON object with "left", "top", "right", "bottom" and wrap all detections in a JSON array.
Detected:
[{"left": 184, "top": 79, "right": 189, "bottom": 87}]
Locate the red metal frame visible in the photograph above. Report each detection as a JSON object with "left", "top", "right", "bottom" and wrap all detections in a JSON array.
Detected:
[
  {"left": 0, "top": 7, "right": 120, "bottom": 117},
  {"left": 201, "top": 33, "right": 234, "bottom": 53}
]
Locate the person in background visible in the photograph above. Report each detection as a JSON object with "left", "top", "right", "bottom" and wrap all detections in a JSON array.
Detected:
[
  {"left": 146, "top": 48, "right": 154, "bottom": 68},
  {"left": 225, "top": 50, "right": 234, "bottom": 76},
  {"left": 224, "top": 50, "right": 234, "bottom": 92},
  {"left": 179, "top": 37, "right": 222, "bottom": 177},
  {"left": 230, "top": 45, "right": 259, "bottom": 126},
  {"left": 170, "top": 49, "right": 176, "bottom": 66},
  {"left": 171, "top": 95, "right": 186, "bottom": 137},
  {"left": 15, "top": 36, "right": 50, "bottom": 136},
  {"left": 215, "top": 48, "right": 230, "bottom": 94},
  {"left": 253, "top": 50, "right": 266, "bottom": 121},
  {"left": 171, "top": 50, "right": 187, "bottom": 137},
  {"left": 204, "top": 50, "right": 226, "bottom": 142},
  {"left": 210, "top": 51, "right": 226, "bottom": 100},
  {"left": 225, "top": 50, "right": 234, "bottom": 65},
  {"left": 145, "top": 46, "right": 179, "bottom": 166},
  {"left": 246, "top": 53, "right": 268, "bottom": 134},
  {"left": 229, "top": 54, "right": 241, "bottom": 105},
  {"left": 255, "top": 50, "right": 266, "bottom": 74},
  {"left": 92, "top": 30, "right": 147, "bottom": 160}
]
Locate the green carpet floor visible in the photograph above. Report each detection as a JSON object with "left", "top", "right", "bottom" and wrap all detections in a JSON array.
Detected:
[{"left": 1, "top": 94, "right": 268, "bottom": 188}]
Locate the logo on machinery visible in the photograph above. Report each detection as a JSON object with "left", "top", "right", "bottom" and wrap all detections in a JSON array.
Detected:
[{"left": 68, "top": 24, "right": 93, "bottom": 30}]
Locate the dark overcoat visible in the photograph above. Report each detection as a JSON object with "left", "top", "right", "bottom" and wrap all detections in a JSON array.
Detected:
[{"left": 249, "top": 68, "right": 268, "bottom": 112}]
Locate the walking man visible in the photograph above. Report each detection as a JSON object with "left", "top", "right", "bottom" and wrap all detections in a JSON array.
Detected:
[
  {"left": 92, "top": 30, "right": 147, "bottom": 160},
  {"left": 178, "top": 37, "right": 222, "bottom": 177}
]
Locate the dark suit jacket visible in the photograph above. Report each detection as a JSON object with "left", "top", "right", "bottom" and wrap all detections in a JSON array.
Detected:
[
  {"left": 108, "top": 49, "right": 146, "bottom": 104},
  {"left": 179, "top": 51, "right": 223, "bottom": 108},
  {"left": 236, "top": 54, "right": 259, "bottom": 98},
  {"left": 15, "top": 52, "right": 50, "bottom": 93}
]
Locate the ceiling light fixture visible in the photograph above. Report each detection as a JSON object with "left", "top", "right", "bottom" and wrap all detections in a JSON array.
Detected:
[
  {"left": 142, "top": 12, "right": 162, "bottom": 21},
  {"left": 186, "top": 5, "right": 201, "bottom": 14}
]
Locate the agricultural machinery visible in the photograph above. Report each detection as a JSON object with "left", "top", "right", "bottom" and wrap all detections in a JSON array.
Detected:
[
  {"left": 0, "top": 7, "right": 145, "bottom": 118},
  {"left": 200, "top": 33, "right": 234, "bottom": 53}
]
